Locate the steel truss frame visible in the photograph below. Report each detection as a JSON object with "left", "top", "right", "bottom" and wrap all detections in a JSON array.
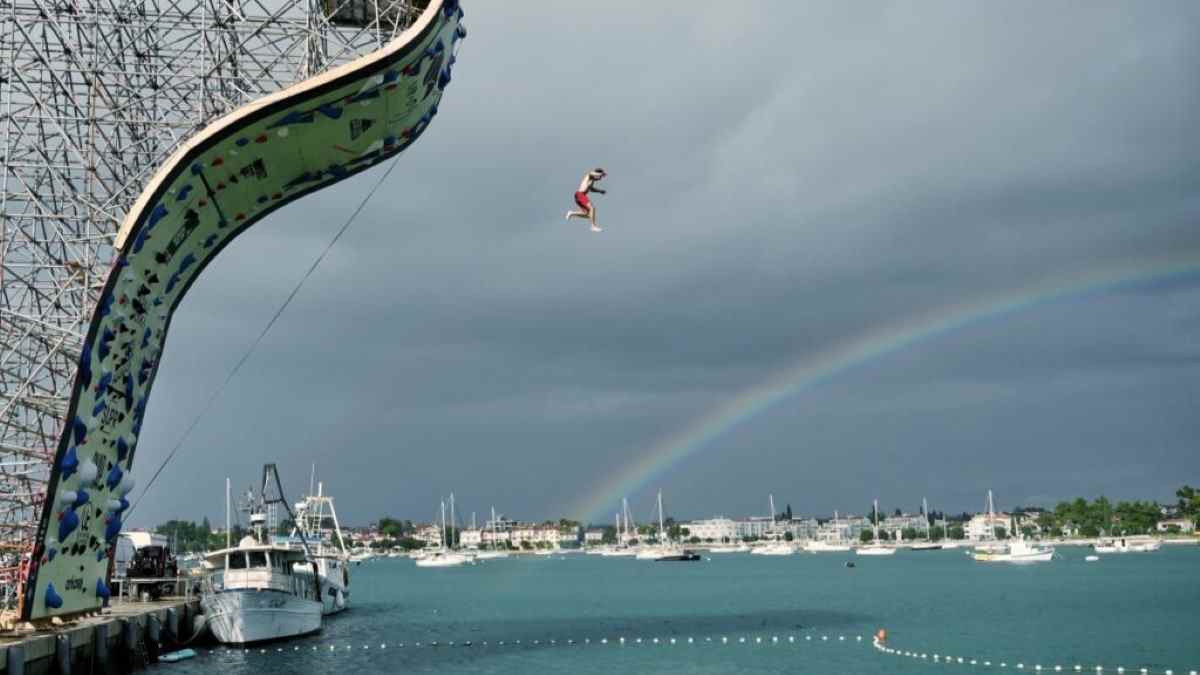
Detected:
[{"left": 0, "top": 0, "right": 425, "bottom": 608}]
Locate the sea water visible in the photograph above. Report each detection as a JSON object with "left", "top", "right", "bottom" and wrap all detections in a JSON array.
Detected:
[{"left": 172, "top": 545, "right": 1200, "bottom": 674}]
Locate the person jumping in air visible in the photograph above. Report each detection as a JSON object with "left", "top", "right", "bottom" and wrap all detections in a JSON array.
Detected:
[{"left": 566, "top": 168, "right": 607, "bottom": 232}]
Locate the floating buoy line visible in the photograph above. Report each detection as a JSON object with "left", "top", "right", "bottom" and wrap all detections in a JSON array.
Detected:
[
  {"left": 872, "top": 634, "right": 1196, "bottom": 675},
  {"left": 189, "top": 628, "right": 1194, "bottom": 675}
]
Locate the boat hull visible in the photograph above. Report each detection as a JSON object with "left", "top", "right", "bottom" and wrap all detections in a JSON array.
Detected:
[
  {"left": 855, "top": 546, "right": 896, "bottom": 556},
  {"left": 202, "top": 590, "right": 322, "bottom": 645}
]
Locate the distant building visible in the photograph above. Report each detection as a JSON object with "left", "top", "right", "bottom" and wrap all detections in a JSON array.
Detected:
[
  {"left": 585, "top": 530, "right": 605, "bottom": 544},
  {"left": 685, "top": 518, "right": 738, "bottom": 542},
  {"left": 1156, "top": 518, "right": 1195, "bottom": 534},
  {"left": 965, "top": 513, "right": 1011, "bottom": 540}
]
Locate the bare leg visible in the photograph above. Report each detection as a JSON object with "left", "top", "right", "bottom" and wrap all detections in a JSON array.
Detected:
[
  {"left": 566, "top": 209, "right": 588, "bottom": 220},
  {"left": 588, "top": 205, "right": 601, "bottom": 232}
]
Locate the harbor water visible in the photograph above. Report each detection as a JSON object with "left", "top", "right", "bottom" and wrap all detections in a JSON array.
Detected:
[{"left": 169, "top": 545, "right": 1200, "bottom": 674}]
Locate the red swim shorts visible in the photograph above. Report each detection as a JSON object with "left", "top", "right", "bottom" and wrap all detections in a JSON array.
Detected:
[{"left": 574, "top": 191, "right": 591, "bottom": 209}]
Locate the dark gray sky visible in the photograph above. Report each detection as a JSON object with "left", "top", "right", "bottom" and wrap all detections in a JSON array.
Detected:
[{"left": 129, "top": 1, "right": 1200, "bottom": 528}]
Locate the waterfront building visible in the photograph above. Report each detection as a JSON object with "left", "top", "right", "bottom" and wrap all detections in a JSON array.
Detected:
[
  {"left": 685, "top": 518, "right": 739, "bottom": 542},
  {"left": 585, "top": 530, "right": 605, "bottom": 544},
  {"left": 966, "top": 513, "right": 1011, "bottom": 540},
  {"left": 1156, "top": 517, "right": 1196, "bottom": 534},
  {"left": 459, "top": 529, "right": 483, "bottom": 547}
]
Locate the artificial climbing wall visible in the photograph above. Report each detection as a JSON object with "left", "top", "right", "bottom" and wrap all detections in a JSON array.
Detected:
[{"left": 23, "top": 0, "right": 465, "bottom": 620}]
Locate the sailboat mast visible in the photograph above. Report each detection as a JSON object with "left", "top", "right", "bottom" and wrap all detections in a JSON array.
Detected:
[
  {"left": 225, "top": 477, "right": 231, "bottom": 550},
  {"left": 873, "top": 499, "right": 880, "bottom": 540},
  {"left": 658, "top": 491, "right": 665, "bottom": 544},
  {"left": 440, "top": 501, "right": 447, "bottom": 549}
]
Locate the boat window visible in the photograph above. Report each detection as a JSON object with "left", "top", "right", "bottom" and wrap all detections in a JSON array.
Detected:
[
  {"left": 228, "top": 553, "right": 247, "bottom": 570},
  {"left": 248, "top": 551, "right": 268, "bottom": 568}
]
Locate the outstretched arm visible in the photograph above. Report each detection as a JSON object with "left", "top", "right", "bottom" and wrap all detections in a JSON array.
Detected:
[{"left": 591, "top": 187, "right": 606, "bottom": 194}]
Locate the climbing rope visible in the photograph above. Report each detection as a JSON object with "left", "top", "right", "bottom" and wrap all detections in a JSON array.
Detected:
[{"left": 129, "top": 156, "right": 404, "bottom": 517}]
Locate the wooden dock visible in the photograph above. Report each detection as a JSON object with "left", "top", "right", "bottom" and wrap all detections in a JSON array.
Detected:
[{"left": 1, "top": 596, "right": 201, "bottom": 674}]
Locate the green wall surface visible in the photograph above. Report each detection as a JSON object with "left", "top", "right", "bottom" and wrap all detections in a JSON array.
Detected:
[{"left": 24, "top": 0, "right": 464, "bottom": 619}]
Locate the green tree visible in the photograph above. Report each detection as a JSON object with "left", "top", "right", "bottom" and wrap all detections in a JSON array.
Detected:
[
  {"left": 948, "top": 526, "right": 965, "bottom": 541},
  {"left": 859, "top": 529, "right": 874, "bottom": 543},
  {"left": 929, "top": 525, "right": 945, "bottom": 542},
  {"left": 600, "top": 527, "right": 617, "bottom": 544},
  {"left": 783, "top": 531, "right": 794, "bottom": 542},
  {"left": 901, "top": 527, "right": 919, "bottom": 542}
]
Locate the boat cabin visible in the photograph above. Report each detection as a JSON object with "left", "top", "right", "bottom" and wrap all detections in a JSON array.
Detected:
[{"left": 205, "top": 537, "right": 320, "bottom": 601}]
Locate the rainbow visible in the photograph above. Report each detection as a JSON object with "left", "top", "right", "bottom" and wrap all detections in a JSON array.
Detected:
[{"left": 572, "top": 254, "right": 1200, "bottom": 522}]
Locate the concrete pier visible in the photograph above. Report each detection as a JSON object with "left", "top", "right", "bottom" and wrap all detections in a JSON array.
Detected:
[{"left": 0, "top": 597, "right": 201, "bottom": 674}]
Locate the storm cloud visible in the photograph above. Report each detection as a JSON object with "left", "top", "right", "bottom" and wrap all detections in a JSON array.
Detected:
[{"left": 130, "top": 1, "right": 1200, "bottom": 527}]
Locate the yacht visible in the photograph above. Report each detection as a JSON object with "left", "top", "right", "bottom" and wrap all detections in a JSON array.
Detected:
[
  {"left": 602, "top": 499, "right": 640, "bottom": 556},
  {"left": 1092, "top": 537, "right": 1161, "bottom": 554},
  {"left": 751, "top": 541, "right": 795, "bottom": 556},
  {"left": 289, "top": 476, "right": 351, "bottom": 615},
  {"left": 201, "top": 469, "right": 323, "bottom": 644},
  {"left": 807, "top": 511, "right": 851, "bottom": 552},
  {"left": 855, "top": 500, "right": 896, "bottom": 556},
  {"left": 805, "top": 540, "right": 851, "bottom": 553},
  {"left": 909, "top": 498, "right": 943, "bottom": 551},
  {"left": 637, "top": 491, "right": 699, "bottom": 562},
  {"left": 972, "top": 538, "right": 1054, "bottom": 563},
  {"left": 751, "top": 495, "right": 795, "bottom": 555},
  {"left": 416, "top": 500, "right": 471, "bottom": 568},
  {"left": 708, "top": 543, "right": 751, "bottom": 553},
  {"left": 474, "top": 507, "right": 511, "bottom": 560}
]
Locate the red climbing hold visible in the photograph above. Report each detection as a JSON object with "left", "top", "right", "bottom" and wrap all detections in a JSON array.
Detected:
[
  {"left": 271, "top": 193, "right": 282, "bottom": 200},
  {"left": 235, "top": 213, "right": 246, "bottom": 221},
  {"left": 255, "top": 134, "right": 268, "bottom": 143},
  {"left": 212, "top": 157, "right": 224, "bottom": 167}
]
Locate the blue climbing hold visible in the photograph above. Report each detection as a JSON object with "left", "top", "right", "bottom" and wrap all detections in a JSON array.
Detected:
[
  {"left": 117, "top": 436, "right": 130, "bottom": 461},
  {"left": 146, "top": 203, "right": 168, "bottom": 231},
  {"left": 95, "top": 372, "right": 112, "bottom": 396},
  {"left": 190, "top": 162, "right": 203, "bottom": 176},
  {"left": 318, "top": 103, "right": 343, "bottom": 120},
  {"left": 58, "top": 508, "right": 80, "bottom": 543},
  {"left": 72, "top": 416, "right": 88, "bottom": 444},
  {"left": 79, "top": 343, "right": 92, "bottom": 388},
  {"left": 124, "top": 373, "right": 134, "bottom": 412},
  {"left": 96, "top": 578, "right": 111, "bottom": 602},
  {"left": 96, "top": 549, "right": 108, "bottom": 562},
  {"left": 74, "top": 489, "right": 90, "bottom": 508},
  {"left": 141, "top": 327, "right": 151, "bottom": 349},
  {"left": 44, "top": 583, "right": 64, "bottom": 609},
  {"left": 178, "top": 252, "right": 197, "bottom": 274},
  {"left": 60, "top": 446, "right": 79, "bottom": 480},
  {"left": 105, "top": 515, "right": 122, "bottom": 543},
  {"left": 106, "top": 464, "right": 124, "bottom": 491},
  {"left": 91, "top": 400, "right": 107, "bottom": 418},
  {"left": 236, "top": 137, "right": 249, "bottom": 146},
  {"left": 176, "top": 184, "right": 193, "bottom": 202},
  {"left": 47, "top": 548, "right": 57, "bottom": 562}
]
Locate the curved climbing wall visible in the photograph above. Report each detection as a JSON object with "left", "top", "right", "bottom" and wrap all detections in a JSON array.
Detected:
[{"left": 22, "top": 0, "right": 465, "bottom": 620}]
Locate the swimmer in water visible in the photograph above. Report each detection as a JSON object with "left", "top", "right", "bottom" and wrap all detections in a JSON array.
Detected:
[{"left": 565, "top": 168, "right": 607, "bottom": 232}]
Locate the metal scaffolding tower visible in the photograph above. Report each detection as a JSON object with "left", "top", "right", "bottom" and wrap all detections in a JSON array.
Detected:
[{"left": 0, "top": 0, "right": 427, "bottom": 606}]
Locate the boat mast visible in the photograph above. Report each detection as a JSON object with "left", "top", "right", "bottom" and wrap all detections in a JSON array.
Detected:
[
  {"left": 769, "top": 493, "right": 776, "bottom": 539},
  {"left": 225, "top": 477, "right": 231, "bottom": 551},
  {"left": 657, "top": 490, "right": 666, "bottom": 545},
  {"left": 923, "top": 497, "right": 931, "bottom": 543},
  {"left": 440, "top": 501, "right": 447, "bottom": 550},
  {"left": 623, "top": 498, "right": 631, "bottom": 545},
  {"left": 873, "top": 499, "right": 880, "bottom": 543},
  {"left": 449, "top": 493, "right": 456, "bottom": 550}
]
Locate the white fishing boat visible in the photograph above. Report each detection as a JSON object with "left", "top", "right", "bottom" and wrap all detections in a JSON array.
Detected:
[
  {"left": 201, "top": 468, "right": 323, "bottom": 645},
  {"left": 289, "top": 472, "right": 351, "bottom": 615},
  {"left": 1092, "top": 537, "right": 1161, "bottom": 554},
  {"left": 856, "top": 500, "right": 896, "bottom": 556},
  {"left": 972, "top": 538, "right": 1054, "bottom": 564}
]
